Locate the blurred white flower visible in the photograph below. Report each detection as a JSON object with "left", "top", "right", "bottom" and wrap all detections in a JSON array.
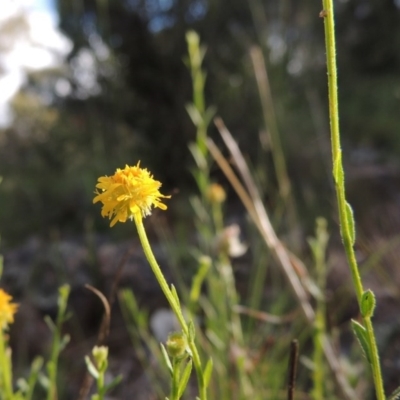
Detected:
[{"left": 216, "top": 224, "right": 248, "bottom": 258}]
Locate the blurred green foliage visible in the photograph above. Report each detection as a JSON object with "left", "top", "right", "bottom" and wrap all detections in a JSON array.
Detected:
[{"left": 0, "top": 0, "right": 399, "bottom": 244}]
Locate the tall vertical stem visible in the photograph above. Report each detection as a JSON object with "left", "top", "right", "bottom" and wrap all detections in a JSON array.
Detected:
[
  {"left": 133, "top": 214, "right": 207, "bottom": 400},
  {"left": 321, "top": 1, "right": 385, "bottom": 399}
]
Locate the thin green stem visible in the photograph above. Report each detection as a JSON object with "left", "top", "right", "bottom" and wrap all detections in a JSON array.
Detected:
[
  {"left": 170, "top": 358, "right": 180, "bottom": 400},
  {"left": 47, "top": 330, "right": 60, "bottom": 400},
  {"left": 0, "top": 330, "right": 13, "bottom": 399},
  {"left": 310, "top": 219, "right": 328, "bottom": 399},
  {"left": 133, "top": 213, "right": 207, "bottom": 400},
  {"left": 364, "top": 317, "right": 385, "bottom": 398},
  {"left": 321, "top": 1, "right": 385, "bottom": 399}
]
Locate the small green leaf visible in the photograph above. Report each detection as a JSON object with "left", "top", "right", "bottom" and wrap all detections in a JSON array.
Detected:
[
  {"left": 160, "top": 344, "right": 173, "bottom": 375},
  {"left": 57, "top": 284, "right": 70, "bottom": 310},
  {"left": 44, "top": 315, "right": 56, "bottom": 332},
  {"left": 360, "top": 290, "right": 376, "bottom": 318},
  {"left": 186, "top": 104, "right": 203, "bottom": 126},
  {"left": 25, "top": 357, "right": 44, "bottom": 400},
  {"left": 177, "top": 360, "right": 193, "bottom": 398},
  {"left": 104, "top": 375, "right": 123, "bottom": 392},
  {"left": 188, "top": 320, "right": 196, "bottom": 343},
  {"left": 84, "top": 356, "right": 99, "bottom": 379},
  {"left": 59, "top": 334, "right": 71, "bottom": 351},
  {"left": 345, "top": 202, "right": 356, "bottom": 245},
  {"left": 351, "top": 320, "right": 371, "bottom": 364},
  {"left": 31, "top": 356, "right": 44, "bottom": 372},
  {"left": 190, "top": 256, "right": 211, "bottom": 303},
  {"left": 170, "top": 284, "right": 180, "bottom": 307},
  {"left": 203, "top": 106, "right": 217, "bottom": 127},
  {"left": 388, "top": 385, "right": 400, "bottom": 400},
  {"left": 188, "top": 143, "right": 207, "bottom": 170},
  {"left": 203, "top": 357, "right": 213, "bottom": 388},
  {"left": 16, "top": 377, "right": 29, "bottom": 392},
  {"left": 38, "top": 373, "right": 50, "bottom": 390},
  {"left": 333, "top": 150, "right": 344, "bottom": 185}
]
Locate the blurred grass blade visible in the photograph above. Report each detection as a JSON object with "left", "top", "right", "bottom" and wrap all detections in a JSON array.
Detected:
[
  {"left": 388, "top": 386, "right": 400, "bottom": 400},
  {"left": 177, "top": 359, "right": 193, "bottom": 398}
]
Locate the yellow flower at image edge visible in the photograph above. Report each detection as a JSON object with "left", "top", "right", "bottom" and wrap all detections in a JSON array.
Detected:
[
  {"left": 0, "top": 289, "right": 18, "bottom": 330},
  {"left": 93, "top": 163, "right": 170, "bottom": 227}
]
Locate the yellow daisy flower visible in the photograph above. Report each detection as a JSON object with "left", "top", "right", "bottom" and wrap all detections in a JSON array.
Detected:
[
  {"left": 0, "top": 289, "right": 18, "bottom": 330},
  {"left": 93, "top": 163, "right": 170, "bottom": 227}
]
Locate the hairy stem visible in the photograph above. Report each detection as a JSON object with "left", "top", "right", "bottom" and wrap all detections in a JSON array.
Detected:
[{"left": 321, "top": 1, "right": 385, "bottom": 399}]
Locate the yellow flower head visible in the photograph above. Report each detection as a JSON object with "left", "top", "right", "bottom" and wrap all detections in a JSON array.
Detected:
[
  {"left": 93, "top": 163, "right": 170, "bottom": 227},
  {"left": 0, "top": 289, "right": 18, "bottom": 330},
  {"left": 206, "top": 183, "right": 226, "bottom": 204}
]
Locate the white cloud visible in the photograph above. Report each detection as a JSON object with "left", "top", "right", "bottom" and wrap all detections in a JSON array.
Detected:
[
  {"left": 0, "top": 0, "right": 72, "bottom": 127},
  {"left": 0, "top": 70, "right": 25, "bottom": 128},
  {"left": 28, "top": 11, "right": 71, "bottom": 57}
]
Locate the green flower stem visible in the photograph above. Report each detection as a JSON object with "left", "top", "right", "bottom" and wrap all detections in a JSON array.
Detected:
[
  {"left": 321, "top": 1, "right": 385, "bottom": 399},
  {"left": 96, "top": 368, "right": 105, "bottom": 400},
  {"left": 0, "top": 330, "right": 13, "bottom": 399},
  {"left": 133, "top": 213, "right": 207, "bottom": 400},
  {"left": 170, "top": 358, "right": 180, "bottom": 400}
]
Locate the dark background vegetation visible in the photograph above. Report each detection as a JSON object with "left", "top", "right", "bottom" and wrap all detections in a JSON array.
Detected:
[
  {"left": 1, "top": 1, "right": 400, "bottom": 398},
  {"left": 0, "top": 0, "right": 399, "bottom": 246}
]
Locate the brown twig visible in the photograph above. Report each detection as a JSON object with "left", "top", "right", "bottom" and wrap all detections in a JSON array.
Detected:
[
  {"left": 207, "top": 133, "right": 314, "bottom": 321},
  {"left": 77, "top": 245, "right": 135, "bottom": 400},
  {"left": 287, "top": 340, "right": 299, "bottom": 400},
  {"left": 233, "top": 305, "right": 299, "bottom": 324},
  {"left": 209, "top": 117, "right": 356, "bottom": 400}
]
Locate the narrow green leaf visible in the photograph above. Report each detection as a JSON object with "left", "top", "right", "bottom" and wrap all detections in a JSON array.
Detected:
[
  {"left": 25, "top": 356, "right": 44, "bottom": 400},
  {"left": 360, "top": 290, "right": 376, "bottom": 318},
  {"left": 170, "top": 284, "right": 180, "bottom": 307},
  {"left": 203, "top": 357, "right": 213, "bottom": 388},
  {"left": 57, "top": 284, "right": 70, "bottom": 313},
  {"left": 345, "top": 202, "right": 356, "bottom": 245},
  {"left": 84, "top": 356, "right": 99, "bottom": 379},
  {"left": 104, "top": 375, "right": 123, "bottom": 392},
  {"left": 388, "top": 385, "right": 400, "bottom": 400},
  {"left": 177, "top": 360, "right": 193, "bottom": 398},
  {"left": 43, "top": 316, "right": 56, "bottom": 332},
  {"left": 160, "top": 344, "right": 173, "bottom": 375},
  {"left": 190, "top": 256, "right": 211, "bottom": 303},
  {"left": 203, "top": 106, "right": 217, "bottom": 127},
  {"left": 333, "top": 150, "right": 344, "bottom": 185},
  {"left": 188, "top": 143, "right": 207, "bottom": 170},
  {"left": 59, "top": 334, "right": 71, "bottom": 352},
  {"left": 186, "top": 104, "right": 203, "bottom": 127},
  {"left": 187, "top": 320, "right": 196, "bottom": 343},
  {"left": 351, "top": 320, "right": 371, "bottom": 364},
  {"left": 38, "top": 372, "right": 50, "bottom": 390}
]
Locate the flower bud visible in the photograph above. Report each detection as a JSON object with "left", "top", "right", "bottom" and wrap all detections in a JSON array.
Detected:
[
  {"left": 166, "top": 332, "right": 188, "bottom": 359},
  {"left": 92, "top": 346, "right": 108, "bottom": 371},
  {"left": 206, "top": 183, "right": 226, "bottom": 204}
]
